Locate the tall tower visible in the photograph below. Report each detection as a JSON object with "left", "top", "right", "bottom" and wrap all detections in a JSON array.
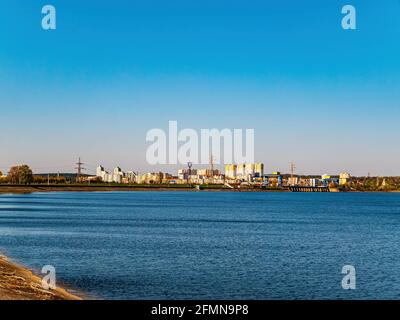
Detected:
[
  {"left": 290, "top": 162, "right": 296, "bottom": 186},
  {"left": 187, "top": 162, "right": 193, "bottom": 183},
  {"left": 75, "top": 157, "right": 85, "bottom": 182},
  {"left": 209, "top": 153, "right": 214, "bottom": 177}
]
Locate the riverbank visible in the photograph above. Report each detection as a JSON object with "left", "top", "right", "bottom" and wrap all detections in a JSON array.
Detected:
[
  {"left": 0, "top": 254, "right": 81, "bottom": 300},
  {"left": 0, "top": 184, "right": 286, "bottom": 194},
  {"left": 1, "top": 184, "right": 398, "bottom": 194}
]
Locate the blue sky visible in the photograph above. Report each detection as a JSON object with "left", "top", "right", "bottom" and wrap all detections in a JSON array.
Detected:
[{"left": 0, "top": 0, "right": 399, "bottom": 176}]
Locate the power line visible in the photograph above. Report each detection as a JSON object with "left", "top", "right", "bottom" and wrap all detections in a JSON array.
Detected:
[{"left": 75, "top": 157, "right": 85, "bottom": 181}]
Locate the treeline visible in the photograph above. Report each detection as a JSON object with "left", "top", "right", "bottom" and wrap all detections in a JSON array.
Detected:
[
  {"left": 0, "top": 165, "right": 68, "bottom": 185},
  {"left": 0, "top": 165, "right": 33, "bottom": 185},
  {"left": 341, "top": 177, "right": 400, "bottom": 192},
  {"left": 31, "top": 176, "right": 68, "bottom": 184}
]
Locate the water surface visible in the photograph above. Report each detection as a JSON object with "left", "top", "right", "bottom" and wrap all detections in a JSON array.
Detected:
[{"left": 0, "top": 191, "right": 399, "bottom": 299}]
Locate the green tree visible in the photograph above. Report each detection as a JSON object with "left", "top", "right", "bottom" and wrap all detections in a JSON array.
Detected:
[{"left": 8, "top": 165, "right": 33, "bottom": 185}]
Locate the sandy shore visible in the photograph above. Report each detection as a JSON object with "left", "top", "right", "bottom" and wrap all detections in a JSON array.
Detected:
[{"left": 0, "top": 255, "right": 81, "bottom": 300}]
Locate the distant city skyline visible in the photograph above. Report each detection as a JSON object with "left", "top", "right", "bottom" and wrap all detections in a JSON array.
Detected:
[{"left": 1, "top": 0, "right": 399, "bottom": 176}]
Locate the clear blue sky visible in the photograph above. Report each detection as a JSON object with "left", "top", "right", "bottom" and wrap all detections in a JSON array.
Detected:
[{"left": 0, "top": 0, "right": 399, "bottom": 176}]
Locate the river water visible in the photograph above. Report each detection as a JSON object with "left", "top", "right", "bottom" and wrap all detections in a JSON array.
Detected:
[{"left": 0, "top": 191, "right": 399, "bottom": 299}]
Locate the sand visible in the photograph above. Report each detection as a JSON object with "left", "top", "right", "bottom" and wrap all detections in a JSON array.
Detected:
[{"left": 0, "top": 255, "right": 81, "bottom": 300}]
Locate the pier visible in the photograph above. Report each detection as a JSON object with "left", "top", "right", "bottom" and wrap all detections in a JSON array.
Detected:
[{"left": 288, "top": 186, "right": 330, "bottom": 192}]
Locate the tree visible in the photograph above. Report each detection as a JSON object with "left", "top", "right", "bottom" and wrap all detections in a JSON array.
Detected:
[{"left": 7, "top": 165, "right": 33, "bottom": 185}]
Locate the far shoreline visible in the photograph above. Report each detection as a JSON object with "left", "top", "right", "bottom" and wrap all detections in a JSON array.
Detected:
[
  {"left": 0, "top": 184, "right": 399, "bottom": 194},
  {"left": 0, "top": 184, "right": 288, "bottom": 194}
]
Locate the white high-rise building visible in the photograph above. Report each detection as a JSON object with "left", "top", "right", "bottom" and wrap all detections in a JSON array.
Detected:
[
  {"left": 225, "top": 163, "right": 264, "bottom": 180},
  {"left": 254, "top": 163, "right": 264, "bottom": 177},
  {"left": 96, "top": 165, "right": 126, "bottom": 183},
  {"left": 224, "top": 164, "right": 237, "bottom": 179},
  {"left": 96, "top": 165, "right": 105, "bottom": 177},
  {"left": 126, "top": 171, "right": 137, "bottom": 183},
  {"left": 245, "top": 163, "right": 255, "bottom": 176},
  {"left": 113, "top": 167, "right": 124, "bottom": 183},
  {"left": 236, "top": 164, "right": 246, "bottom": 178}
]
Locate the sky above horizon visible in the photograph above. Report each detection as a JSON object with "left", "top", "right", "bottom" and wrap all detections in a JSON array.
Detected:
[{"left": 1, "top": 0, "right": 399, "bottom": 176}]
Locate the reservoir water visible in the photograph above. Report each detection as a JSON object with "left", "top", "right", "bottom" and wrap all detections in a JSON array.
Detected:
[{"left": 0, "top": 191, "right": 400, "bottom": 299}]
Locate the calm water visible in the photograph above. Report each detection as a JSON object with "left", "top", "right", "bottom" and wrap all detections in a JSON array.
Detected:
[{"left": 0, "top": 191, "right": 400, "bottom": 299}]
